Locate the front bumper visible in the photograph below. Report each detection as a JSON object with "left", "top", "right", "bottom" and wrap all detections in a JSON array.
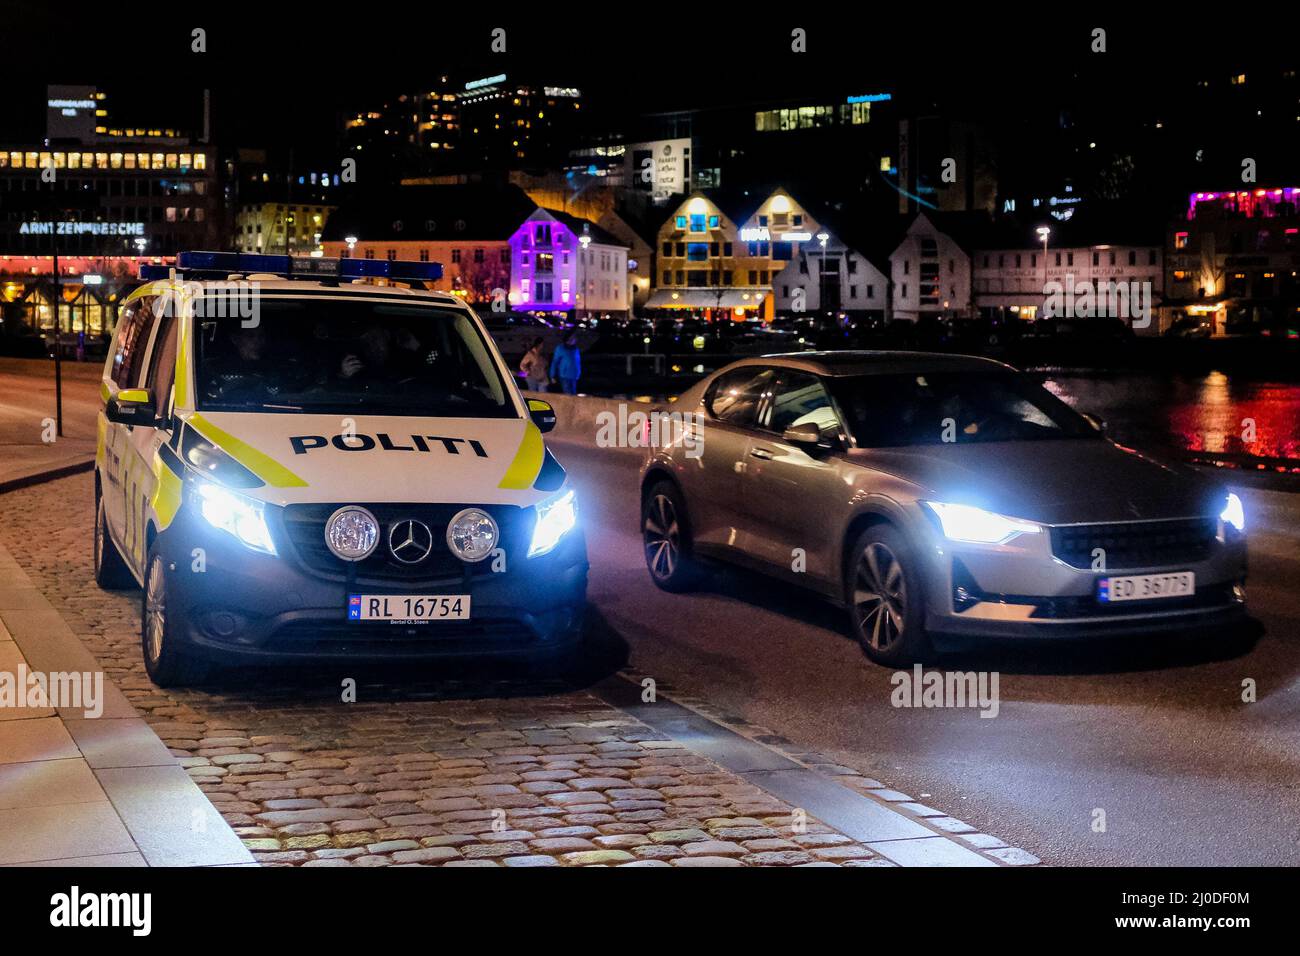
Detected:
[
  {"left": 157, "top": 506, "right": 588, "bottom": 663},
  {"left": 915, "top": 516, "right": 1248, "bottom": 639}
]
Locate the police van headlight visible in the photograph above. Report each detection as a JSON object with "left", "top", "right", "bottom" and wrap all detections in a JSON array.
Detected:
[
  {"left": 194, "top": 480, "right": 276, "bottom": 555},
  {"left": 447, "top": 508, "right": 499, "bottom": 563},
  {"left": 528, "top": 489, "right": 577, "bottom": 558}
]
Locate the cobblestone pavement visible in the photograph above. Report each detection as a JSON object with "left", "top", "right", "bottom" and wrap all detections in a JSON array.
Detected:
[{"left": 0, "top": 474, "right": 892, "bottom": 867}]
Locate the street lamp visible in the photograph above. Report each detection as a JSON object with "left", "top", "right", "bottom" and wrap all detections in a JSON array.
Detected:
[
  {"left": 578, "top": 226, "right": 592, "bottom": 324},
  {"left": 1036, "top": 226, "right": 1051, "bottom": 320},
  {"left": 345, "top": 235, "right": 358, "bottom": 258},
  {"left": 817, "top": 232, "right": 830, "bottom": 319}
]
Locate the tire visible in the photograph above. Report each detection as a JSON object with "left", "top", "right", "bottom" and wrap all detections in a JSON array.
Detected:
[
  {"left": 642, "top": 480, "right": 701, "bottom": 592},
  {"left": 141, "top": 545, "right": 209, "bottom": 687},
  {"left": 846, "top": 525, "right": 934, "bottom": 667},
  {"left": 93, "top": 491, "right": 135, "bottom": 590}
]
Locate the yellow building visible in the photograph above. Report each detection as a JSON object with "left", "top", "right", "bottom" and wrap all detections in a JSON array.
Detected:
[
  {"left": 234, "top": 203, "right": 334, "bottom": 256},
  {"left": 646, "top": 189, "right": 823, "bottom": 322}
]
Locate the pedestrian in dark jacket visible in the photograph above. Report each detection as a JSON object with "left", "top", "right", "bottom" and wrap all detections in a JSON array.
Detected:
[{"left": 550, "top": 331, "right": 582, "bottom": 395}]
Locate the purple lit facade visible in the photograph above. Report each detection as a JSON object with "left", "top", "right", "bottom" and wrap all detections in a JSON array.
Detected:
[
  {"left": 1187, "top": 187, "right": 1299, "bottom": 220},
  {"left": 510, "top": 212, "right": 576, "bottom": 311},
  {"left": 509, "top": 208, "right": 629, "bottom": 316}
]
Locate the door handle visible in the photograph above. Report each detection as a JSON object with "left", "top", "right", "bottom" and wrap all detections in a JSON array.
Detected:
[{"left": 750, "top": 447, "right": 774, "bottom": 460}]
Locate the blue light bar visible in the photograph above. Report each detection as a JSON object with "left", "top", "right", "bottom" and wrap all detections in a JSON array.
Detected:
[{"left": 138, "top": 251, "right": 443, "bottom": 282}]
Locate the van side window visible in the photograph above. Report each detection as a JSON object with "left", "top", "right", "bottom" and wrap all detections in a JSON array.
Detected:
[
  {"left": 110, "top": 297, "right": 158, "bottom": 388},
  {"left": 146, "top": 312, "right": 179, "bottom": 421}
]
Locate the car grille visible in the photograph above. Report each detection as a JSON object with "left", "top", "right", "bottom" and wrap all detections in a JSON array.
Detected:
[
  {"left": 277, "top": 502, "right": 530, "bottom": 585},
  {"left": 1049, "top": 517, "right": 1217, "bottom": 570}
]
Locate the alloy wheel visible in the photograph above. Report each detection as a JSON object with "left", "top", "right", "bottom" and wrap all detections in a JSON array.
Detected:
[
  {"left": 644, "top": 494, "right": 681, "bottom": 580},
  {"left": 854, "top": 542, "right": 907, "bottom": 651},
  {"left": 144, "top": 557, "right": 167, "bottom": 665}
]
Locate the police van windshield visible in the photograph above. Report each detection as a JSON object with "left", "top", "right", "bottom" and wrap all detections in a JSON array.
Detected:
[{"left": 194, "top": 298, "right": 514, "bottom": 417}]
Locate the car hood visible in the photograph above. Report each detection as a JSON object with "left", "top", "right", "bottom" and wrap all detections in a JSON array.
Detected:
[
  {"left": 848, "top": 439, "right": 1225, "bottom": 524},
  {"left": 182, "top": 411, "right": 551, "bottom": 508}
]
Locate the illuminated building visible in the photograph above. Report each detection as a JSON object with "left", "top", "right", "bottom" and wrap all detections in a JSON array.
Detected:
[
  {"left": 341, "top": 78, "right": 460, "bottom": 177},
  {"left": 234, "top": 202, "right": 334, "bottom": 255},
  {"left": 1165, "top": 187, "right": 1300, "bottom": 334},
  {"left": 0, "top": 85, "right": 216, "bottom": 344},
  {"left": 320, "top": 184, "right": 535, "bottom": 303},
  {"left": 645, "top": 188, "right": 817, "bottom": 321},
  {"left": 770, "top": 203, "right": 891, "bottom": 321},
  {"left": 508, "top": 208, "right": 629, "bottom": 318},
  {"left": 458, "top": 74, "right": 584, "bottom": 170},
  {"left": 891, "top": 212, "right": 1164, "bottom": 329}
]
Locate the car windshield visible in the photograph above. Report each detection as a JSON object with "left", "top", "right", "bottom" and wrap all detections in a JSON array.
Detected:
[
  {"left": 194, "top": 298, "right": 513, "bottom": 416},
  {"left": 829, "top": 371, "right": 1099, "bottom": 446}
]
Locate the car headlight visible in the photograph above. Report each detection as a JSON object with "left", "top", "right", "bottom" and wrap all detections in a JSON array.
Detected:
[
  {"left": 447, "top": 508, "right": 499, "bottom": 563},
  {"left": 922, "top": 501, "right": 1041, "bottom": 545},
  {"left": 1220, "top": 492, "right": 1246, "bottom": 534},
  {"left": 528, "top": 488, "right": 577, "bottom": 557},
  {"left": 194, "top": 480, "right": 276, "bottom": 555}
]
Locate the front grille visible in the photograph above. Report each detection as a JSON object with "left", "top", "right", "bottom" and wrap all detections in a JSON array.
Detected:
[
  {"left": 277, "top": 502, "right": 530, "bottom": 585},
  {"left": 1049, "top": 517, "right": 1217, "bottom": 570}
]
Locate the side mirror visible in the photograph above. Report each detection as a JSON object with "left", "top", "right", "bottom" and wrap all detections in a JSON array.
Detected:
[
  {"left": 528, "top": 398, "right": 557, "bottom": 434},
  {"left": 1080, "top": 412, "right": 1107, "bottom": 434},
  {"left": 782, "top": 421, "right": 825, "bottom": 450},
  {"left": 106, "top": 388, "right": 157, "bottom": 428}
]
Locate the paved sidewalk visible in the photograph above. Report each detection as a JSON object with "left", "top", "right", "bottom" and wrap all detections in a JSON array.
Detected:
[
  {"left": 0, "top": 358, "right": 99, "bottom": 491},
  {"left": 0, "top": 472, "right": 1038, "bottom": 867},
  {"left": 0, "top": 539, "right": 253, "bottom": 866}
]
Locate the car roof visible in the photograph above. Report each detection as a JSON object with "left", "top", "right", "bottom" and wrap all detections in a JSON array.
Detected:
[{"left": 721, "top": 350, "right": 1014, "bottom": 377}]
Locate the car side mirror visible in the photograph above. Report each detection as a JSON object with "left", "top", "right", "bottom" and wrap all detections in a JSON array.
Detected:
[
  {"left": 528, "top": 398, "right": 557, "bottom": 434},
  {"left": 1080, "top": 412, "right": 1107, "bottom": 434},
  {"left": 106, "top": 388, "right": 158, "bottom": 428},
  {"left": 783, "top": 422, "right": 826, "bottom": 451}
]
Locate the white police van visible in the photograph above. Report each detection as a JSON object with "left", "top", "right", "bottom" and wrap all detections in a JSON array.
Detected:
[{"left": 95, "top": 251, "right": 586, "bottom": 685}]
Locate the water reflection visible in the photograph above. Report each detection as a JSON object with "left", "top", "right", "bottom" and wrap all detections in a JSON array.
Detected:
[{"left": 1041, "top": 372, "right": 1300, "bottom": 461}]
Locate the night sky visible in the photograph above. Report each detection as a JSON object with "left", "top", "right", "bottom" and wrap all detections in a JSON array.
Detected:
[{"left": 2, "top": 5, "right": 1294, "bottom": 181}]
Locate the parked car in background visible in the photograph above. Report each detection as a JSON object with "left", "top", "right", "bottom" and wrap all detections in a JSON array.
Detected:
[{"left": 1163, "top": 316, "right": 1214, "bottom": 339}]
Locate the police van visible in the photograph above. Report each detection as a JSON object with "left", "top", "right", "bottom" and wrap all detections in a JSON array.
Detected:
[{"left": 95, "top": 251, "right": 586, "bottom": 685}]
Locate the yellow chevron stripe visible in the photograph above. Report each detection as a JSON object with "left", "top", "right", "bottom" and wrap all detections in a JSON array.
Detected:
[
  {"left": 151, "top": 455, "right": 183, "bottom": 529},
  {"left": 188, "top": 414, "right": 308, "bottom": 488},
  {"left": 497, "top": 422, "right": 545, "bottom": 489}
]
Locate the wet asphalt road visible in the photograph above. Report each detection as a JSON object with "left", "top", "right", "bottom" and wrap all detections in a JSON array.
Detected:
[{"left": 553, "top": 438, "right": 1300, "bottom": 866}]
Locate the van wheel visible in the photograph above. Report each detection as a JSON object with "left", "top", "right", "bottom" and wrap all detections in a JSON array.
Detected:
[
  {"left": 847, "top": 525, "right": 934, "bottom": 667},
  {"left": 93, "top": 493, "right": 134, "bottom": 589},
  {"left": 642, "top": 480, "right": 701, "bottom": 592},
  {"left": 142, "top": 546, "right": 209, "bottom": 687}
]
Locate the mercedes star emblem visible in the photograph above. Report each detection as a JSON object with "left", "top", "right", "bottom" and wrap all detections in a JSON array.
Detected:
[{"left": 388, "top": 519, "right": 434, "bottom": 564}]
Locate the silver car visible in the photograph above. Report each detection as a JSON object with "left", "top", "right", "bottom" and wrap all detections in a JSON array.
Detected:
[{"left": 640, "top": 352, "right": 1248, "bottom": 665}]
